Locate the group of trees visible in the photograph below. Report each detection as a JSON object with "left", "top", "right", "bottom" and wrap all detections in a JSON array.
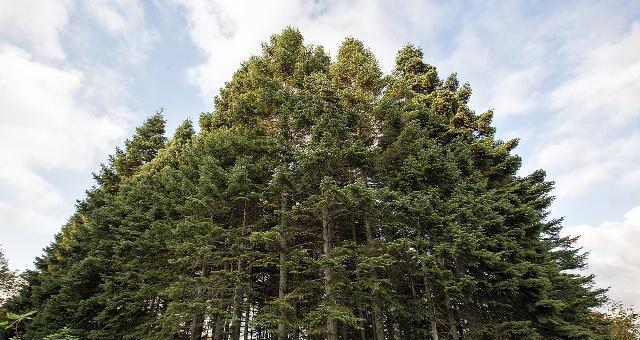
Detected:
[{"left": 1, "top": 28, "right": 637, "bottom": 339}]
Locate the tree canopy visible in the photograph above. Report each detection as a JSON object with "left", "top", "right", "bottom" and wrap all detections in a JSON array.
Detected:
[{"left": 1, "top": 28, "right": 625, "bottom": 340}]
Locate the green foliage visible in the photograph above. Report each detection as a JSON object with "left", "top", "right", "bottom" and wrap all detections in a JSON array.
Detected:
[
  {"left": 0, "top": 247, "right": 17, "bottom": 307},
  {"left": 42, "top": 327, "right": 80, "bottom": 340},
  {"left": 1, "top": 310, "right": 36, "bottom": 339},
  {"left": 4, "top": 28, "right": 615, "bottom": 340},
  {"left": 591, "top": 302, "right": 640, "bottom": 339}
]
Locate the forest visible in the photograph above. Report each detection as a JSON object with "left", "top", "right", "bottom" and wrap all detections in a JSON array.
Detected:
[{"left": 1, "top": 28, "right": 638, "bottom": 339}]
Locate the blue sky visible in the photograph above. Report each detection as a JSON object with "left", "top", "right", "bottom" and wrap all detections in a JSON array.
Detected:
[{"left": 1, "top": 0, "right": 639, "bottom": 309}]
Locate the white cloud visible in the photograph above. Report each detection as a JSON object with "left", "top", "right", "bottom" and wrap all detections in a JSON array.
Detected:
[
  {"left": 0, "top": 44, "right": 129, "bottom": 202},
  {"left": 0, "top": 1, "right": 155, "bottom": 270},
  {"left": 437, "top": 8, "right": 548, "bottom": 118},
  {"left": 0, "top": 0, "right": 71, "bottom": 60},
  {"left": 434, "top": 3, "right": 638, "bottom": 121},
  {"left": 0, "top": 45, "right": 128, "bottom": 169},
  {"left": 0, "top": 44, "right": 131, "bottom": 269},
  {"left": 0, "top": 203, "right": 66, "bottom": 271},
  {"left": 564, "top": 206, "right": 640, "bottom": 309},
  {"left": 175, "top": 0, "right": 447, "bottom": 98}
]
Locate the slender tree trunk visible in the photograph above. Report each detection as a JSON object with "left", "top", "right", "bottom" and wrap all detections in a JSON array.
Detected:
[
  {"left": 244, "top": 304, "right": 250, "bottom": 340},
  {"left": 364, "top": 218, "right": 374, "bottom": 244},
  {"left": 387, "top": 312, "right": 396, "bottom": 340},
  {"left": 278, "top": 192, "right": 289, "bottom": 340},
  {"left": 351, "top": 223, "right": 367, "bottom": 340},
  {"left": 230, "top": 264, "right": 244, "bottom": 339},
  {"left": 422, "top": 276, "right": 439, "bottom": 340},
  {"left": 231, "top": 204, "right": 248, "bottom": 340},
  {"left": 293, "top": 302, "right": 300, "bottom": 340},
  {"left": 372, "top": 303, "right": 385, "bottom": 340},
  {"left": 322, "top": 207, "right": 338, "bottom": 340},
  {"left": 214, "top": 316, "right": 224, "bottom": 340},
  {"left": 191, "top": 313, "right": 205, "bottom": 340},
  {"left": 231, "top": 289, "right": 243, "bottom": 340},
  {"left": 357, "top": 308, "right": 367, "bottom": 340},
  {"left": 364, "top": 219, "right": 385, "bottom": 340},
  {"left": 191, "top": 263, "right": 210, "bottom": 340},
  {"left": 431, "top": 315, "right": 439, "bottom": 339},
  {"left": 444, "top": 293, "right": 459, "bottom": 340}
]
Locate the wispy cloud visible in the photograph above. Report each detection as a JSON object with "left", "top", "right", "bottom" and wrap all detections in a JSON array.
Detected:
[
  {"left": 551, "top": 21, "right": 640, "bottom": 127},
  {"left": 529, "top": 20, "right": 640, "bottom": 197},
  {"left": 82, "top": 0, "right": 159, "bottom": 64}
]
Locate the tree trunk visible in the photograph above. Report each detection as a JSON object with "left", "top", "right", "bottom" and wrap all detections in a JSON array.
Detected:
[
  {"left": 444, "top": 293, "right": 459, "bottom": 340},
  {"left": 364, "top": 219, "right": 385, "bottom": 340},
  {"left": 387, "top": 312, "right": 396, "bottom": 340},
  {"left": 372, "top": 303, "right": 385, "bottom": 340},
  {"left": 322, "top": 207, "right": 338, "bottom": 340},
  {"left": 431, "top": 316, "right": 439, "bottom": 339},
  {"left": 244, "top": 305, "right": 250, "bottom": 340},
  {"left": 214, "top": 316, "right": 224, "bottom": 340},
  {"left": 357, "top": 308, "right": 367, "bottom": 340},
  {"left": 423, "top": 277, "right": 439, "bottom": 340},
  {"left": 231, "top": 204, "right": 247, "bottom": 340},
  {"left": 230, "top": 257, "right": 245, "bottom": 340},
  {"left": 191, "top": 313, "right": 205, "bottom": 340},
  {"left": 231, "top": 297, "right": 243, "bottom": 340},
  {"left": 191, "top": 263, "right": 210, "bottom": 340},
  {"left": 293, "top": 302, "right": 300, "bottom": 340},
  {"left": 278, "top": 192, "right": 289, "bottom": 340},
  {"left": 352, "top": 223, "right": 366, "bottom": 340}
]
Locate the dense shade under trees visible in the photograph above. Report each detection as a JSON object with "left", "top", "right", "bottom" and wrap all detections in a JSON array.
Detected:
[{"left": 1, "top": 28, "right": 631, "bottom": 339}]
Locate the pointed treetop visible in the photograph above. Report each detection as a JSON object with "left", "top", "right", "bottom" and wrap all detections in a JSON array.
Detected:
[
  {"left": 263, "top": 26, "right": 305, "bottom": 82},
  {"left": 395, "top": 44, "right": 426, "bottom": 75},
  {"left": 114, "top": 111, "right": 167, "bottom": 177},
  {"left": 331, "top": 37, "right": 383, "bottom": 94},
  {"left": 172, "top": 119, "right": 195, "bottom": 145},
  {"left": 444, "top": 73, "right": 459, "bottom": 91},
  {"left": 457, "top": 82, "right": 472, "bottom": 104},
  {"left": 392, "top": 44, "right": 440, "bottom": 95}
]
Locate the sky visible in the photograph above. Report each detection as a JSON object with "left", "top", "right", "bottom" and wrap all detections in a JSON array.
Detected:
[{"left": 0, "top": 0, "right": 639, "bottom": 309}]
